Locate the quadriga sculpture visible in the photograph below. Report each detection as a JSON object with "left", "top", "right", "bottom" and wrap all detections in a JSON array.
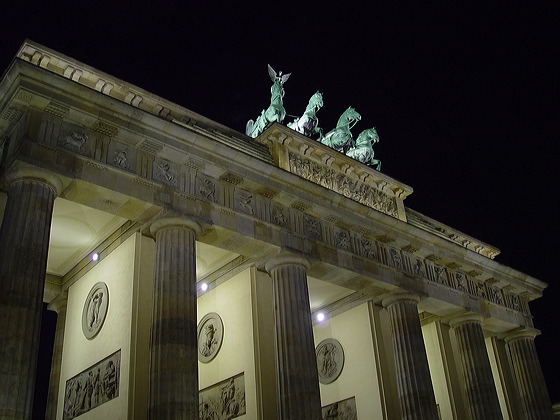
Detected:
[
  {"left": 346, "top": 128, "right": 381, "bottom": 170},
  {"left": 319, "top": 107, "right": 361, "bottom": 153},
  {"left": 246, "top": 65, "right": 291, "bottom": 138},
  {"left": 287, "top": 91, "right": 323, "bottom": 138}
]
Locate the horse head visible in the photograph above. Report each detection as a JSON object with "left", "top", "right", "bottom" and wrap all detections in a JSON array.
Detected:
[
  {"left": 338, "top": 107, "right": 361, "bottom": 130},
  {"left": 356, "top": 128, "right": 380, "bottom": 147},
  {"left": 310, "top": 91, "right": 323, "bottom": 110}
]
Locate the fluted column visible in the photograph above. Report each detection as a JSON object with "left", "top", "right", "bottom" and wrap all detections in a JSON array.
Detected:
[
  {"left": 265, "top": 252, "right": 321, "bottom": 420},
  {"left": 0, "top": 167, "right": 62, "bottom": 419},
  {"left": 382, "top": 293, "right": 439, "bottom": 420},
  {"left": 45, "top": 291, "right": 68, "bottom": 420},
  {"left": 505, "top": 329, "right": 554, "bottom": 420},
  {"left": 148, "top": 217, "right": 201, "bottom": 419},
  {"left": 449, "top": 313, "right": 503, "bottom": 419}
]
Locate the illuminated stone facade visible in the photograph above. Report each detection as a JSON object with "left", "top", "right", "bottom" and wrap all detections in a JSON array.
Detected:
[{"left": 0, "top": 41, "right": 554, "bottom": 419}]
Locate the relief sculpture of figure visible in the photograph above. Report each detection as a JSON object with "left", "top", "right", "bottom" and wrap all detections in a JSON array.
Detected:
[
  {"left": 220, "top": 378, "right": 239, "bottom": 418},
  {"left": 320, "top": 107, "right": 361, "bottom": 153},
  {"left": 246, "top": 64, "right": 291, "bottom": 138},
  {"left": 87, "top": 291, "right": 103, "bottom": 331},
  {"left": 202, "top": 323, "right": 217, "bottom": 357},
  {"left": 103, "top": 360, "right": 116, "bottom": 399},
  {"left": 346, "top": 127, "right": 381, "bottom": 170},
  {"left": 320, "top": 343, "right": 337, "bottom": 378},
  {"left": 288, "top": 91, "right": 324, "bottom": 138}
]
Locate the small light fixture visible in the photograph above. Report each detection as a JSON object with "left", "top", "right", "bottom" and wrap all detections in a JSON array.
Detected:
[
  {"left": 92, "top": 253, "right": 99, "bottom": 262},
  {"left": 200, "top": 282, "right": 209, "bottom": 292},
  {"left": 316, "top": 312, "right": 326, "bottom": 322}
]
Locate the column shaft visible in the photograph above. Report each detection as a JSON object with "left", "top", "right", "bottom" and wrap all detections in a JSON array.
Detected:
[
  {"left": 450, "top": 315, "right": 503, "bottom": 419},
  {"left": 0, "top": 174, "right": 60, "bottom": 419},
  {"left": 45, "top": 292, "right": 68, "bottom": 420},
  {"left": 149, "top": 219, "right": 199, "bottom": 419},
  {"left": 382, "top": 293, "right": 439, "bottom": 420},
  {"left": 266, "top": 254, "right": 321, "bottom": 420},
  {"left": 506, "top": 331, "right": 554, "bottom": 420}
]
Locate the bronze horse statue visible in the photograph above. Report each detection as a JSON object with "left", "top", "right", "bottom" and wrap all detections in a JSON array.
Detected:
[
  {"left": 319, "top": 107, "right": 361, "bottom": 153},
  {"left": 287, "top": 91, "right": 323, "bottom": 138},
  {"left": 346, "top": 128, "right": 381, "bottom": 170}
]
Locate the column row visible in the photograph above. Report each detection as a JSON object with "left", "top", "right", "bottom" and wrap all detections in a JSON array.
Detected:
[{"left": 0, "top": 169, "right": 554, "bottom": 419}]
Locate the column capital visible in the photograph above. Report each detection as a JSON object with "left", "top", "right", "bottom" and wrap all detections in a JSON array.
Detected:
[
  {"left": 504, "top": 327, "right": 541, "bottom": 343},
  {"left": 47, "top": 291, "right": 68, "bottom": 314},
  {"left": 150, "top": 216, "right": 201, "bottom": 237},
  {"left": 264, "top": 251, "right": 310, "bottom": 273},
  {"left": 447, "top": 312, "right": 485, "bottom": 328},
  {"left": 4, "top": 165, "right": 63, "bottom": 196},
  {"left": 381, "top": 292, "right": 420, "bottom": 309}
]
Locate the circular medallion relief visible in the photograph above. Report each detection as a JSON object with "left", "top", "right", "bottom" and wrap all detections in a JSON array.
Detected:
[
  {"left": 316, "top": 338, "right": 345, "bottom": 384},
  {"left": 81, "top": 282, "right": 109, "bottom": 340},
  {"left": 197, "top": 312, "right": 224, "bottom": 363}
]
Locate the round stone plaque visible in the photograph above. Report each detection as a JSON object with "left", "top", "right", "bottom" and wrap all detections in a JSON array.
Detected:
[
  {"left": 316, "top": 338, "right": 345, "bottom": 384},
  {"left": 81, "top": 282, "right": 109, "bottom": 340},
  {"left": 197, "top": 312, "right": 224, "bottom": 363}
]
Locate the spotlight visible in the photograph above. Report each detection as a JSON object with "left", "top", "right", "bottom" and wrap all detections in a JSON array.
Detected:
[
  {"left": 200, "top": 282, "right": 209, "bottom": 292},
  {"left": 92, "top": 253, "right": 99, "bottom": 262},
  {"left": 316, "top": 312, "right": 326, "bottom": 322}
]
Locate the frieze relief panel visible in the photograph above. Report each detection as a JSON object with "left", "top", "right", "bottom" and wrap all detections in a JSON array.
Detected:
[
  {"left": 289, "top": 152, "right": 398, "bottom": 219},
  {"left": 196, "top": 174, "right": 218, "bottom": 203},
  {"left": 234, "top": 188, "right": 255, "bottom": 216},
  {"left": 107, "top": 140, "right": 136, "bottom": 173},
  {"left": 58, "top": 125, "right": 91, "bottom": 157},
  {"left": 153, "top": 158, "right": 179, "bottom": 187}
]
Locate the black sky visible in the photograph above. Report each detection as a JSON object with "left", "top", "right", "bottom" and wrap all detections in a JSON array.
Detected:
[{"left": 2, "top": 1, "right": 558, "bottom": 414}]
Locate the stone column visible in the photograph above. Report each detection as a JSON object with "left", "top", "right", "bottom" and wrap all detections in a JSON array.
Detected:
[
  {"left": 382, "top": 293, "right": 439, "bottom": 420},
  {"left": 45, "top": 291, "right": 68, "bottom": 420},
  {"left": 505, "top": 329, "right": 554, "bottom": 420},
  {"left": 265, "top": 252, "right": 321, "bottom": 420},
  {"left": 148, "top": 217, "right": 201, "bottom": 419},
  {"left": 449, "top": 313, "right": 503, "bottom": 419},
  {"left": 0, "top": 167, "right": 62, "bottom": 419}
]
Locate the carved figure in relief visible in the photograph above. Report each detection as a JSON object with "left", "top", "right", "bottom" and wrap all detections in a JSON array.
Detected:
[
  {"left": 199, "top": 178, "right": 216, "bottom": 201},
  {"left": 320, "top": 107, "right": 361, "bottom": 153},
  {"left": 220, "top": 378, "right": 239, "bottom": 417},
  {"left": 201, "top": 323, "right": 217, "bottom": 357},
  {"left": 476, "top": 282, "right": 487, "bottom": 299},
  {"left": 157, "top": 161, "right": 176, "bottom": 184},
  {"left": 390, "top": 248, "right": 402, "bottom": 268},
  {"left": 361, "top": 239, "right": 377, "bottom": 260},
  {"left": 288, "top": 91, "right": 324, "bottom": 138},
  {"left": 511, "top": 294, "right": 521, "bottom": 311},
  {"left": 272, "top": 206, "right": 286, "bottom": 226},
  {"left": 319, "top": 343, "right": 338, "bottom": 378},
  {"left": 435, "top": 266, "right": 447, "bottom": 284},
  {"left": 324, "top": 402, "right": 340, "bottom": 420},
  {"left": 246, "top": 65, "right": 291, "bottom": 138},
  {"left": 87, "top": 291, "right": 103, "bottom": 331},
  {"left": 62, "top": 131, "right": 88, "bottom": 152},
  {"left": 414, "top": 259, "right": 426, "bottom": 276},
  {"left": 103, "top": 361, "right": 117, "bottom": 399},
  {"left": 304, "top": 214, "right": 321, "bottom": 239},
  {"left": 346, "top": 128, "right": 381, "bottom": 170},
  {"left": 456, "top": 273, "right": 468, "bottom": 292},
  {"left": 236, "top": 191, "right": 254, "bottom": 214},
  {"left": 113, "top": 150, "right": 131, "bottom": 169},
  {"left": 335, "top": 231, "right": 350, "bottom": 250}
]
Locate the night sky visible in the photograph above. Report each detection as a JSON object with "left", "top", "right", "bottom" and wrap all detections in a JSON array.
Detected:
[{"left": 2, "top": 1, "right": 558, "bottom": 416}]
